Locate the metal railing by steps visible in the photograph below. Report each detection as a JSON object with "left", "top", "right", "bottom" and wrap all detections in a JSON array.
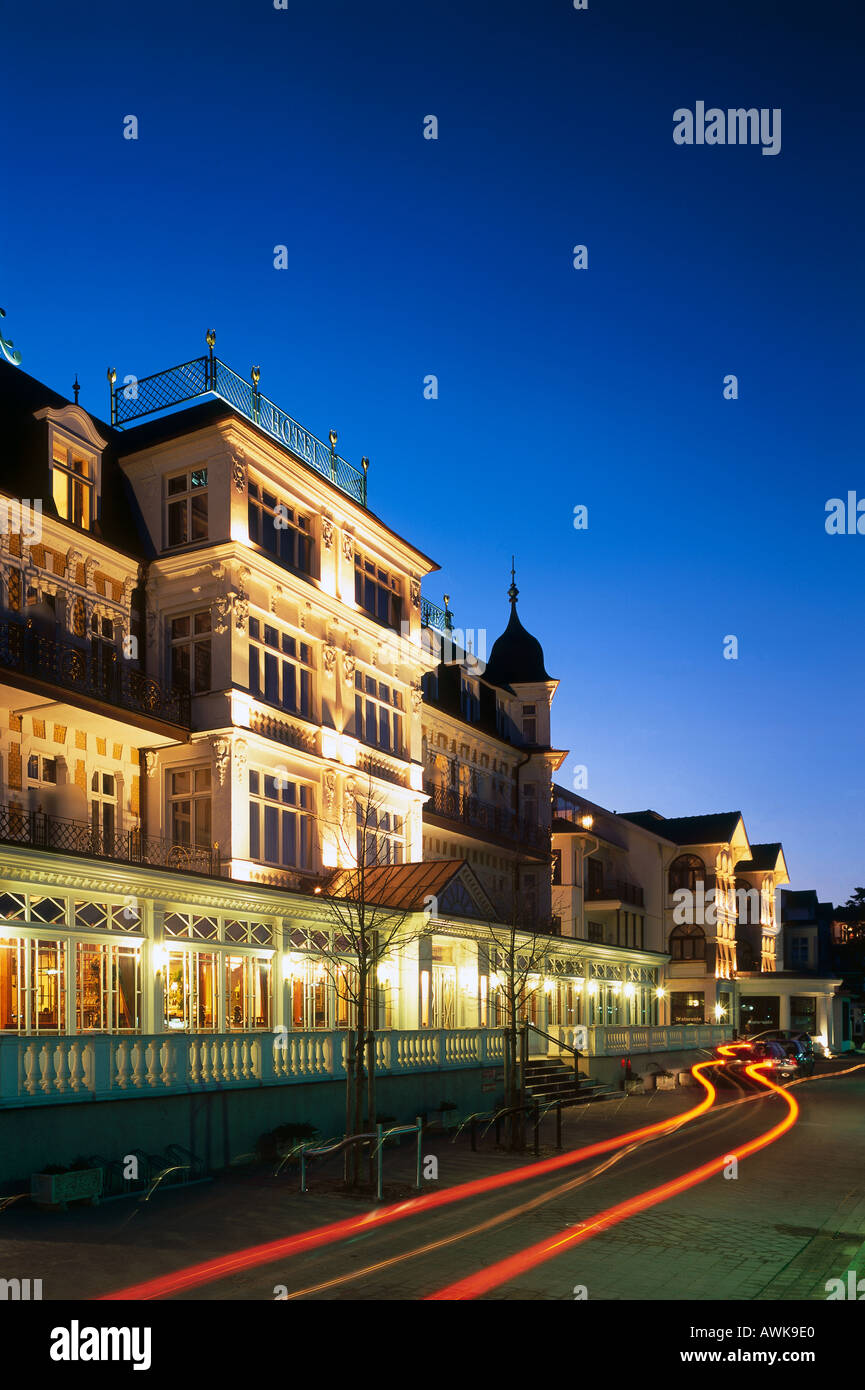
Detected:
[{"left": 524, "top": 1056, "right": 616, "bottom": 1104}]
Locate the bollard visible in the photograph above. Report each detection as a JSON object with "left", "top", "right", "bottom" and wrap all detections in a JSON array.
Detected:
[
  {"left": 415, "top": 1117, "right": 423, "bottom": 1190},
  {"left": 556, "top": 1101, "right": 562, "bottom": 1150}
]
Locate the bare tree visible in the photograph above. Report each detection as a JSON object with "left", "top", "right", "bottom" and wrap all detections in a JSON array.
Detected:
[
  {"left": 485, "top": 894, "right": 549, "bottom": 1151},
  {"left": 312, "top": 777, "right": 426, "bottom": 1188}
]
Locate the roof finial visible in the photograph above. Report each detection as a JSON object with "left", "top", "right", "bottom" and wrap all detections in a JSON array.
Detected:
[
  {"left": 508, "top": 555, "right": 519, "bottom": 607},
  {"left": 72, "top": 375, "right": 80, "bottom": 404}
]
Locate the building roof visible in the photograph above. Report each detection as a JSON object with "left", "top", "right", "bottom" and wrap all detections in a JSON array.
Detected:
[
  {"left": 735, "top": 843, "right": 784, "bottom": 872},
  {"left": 481, "top": 570, "right": 553, "bottom": 689},
  {"left": 321, "top": 858, "right": 497, "bottom": 918},
  {"left": 0, "top": 361, "right": 144, "bottom": 556},
  {"left": 621, "top": 809, "right": 743, "bottom": 846}
]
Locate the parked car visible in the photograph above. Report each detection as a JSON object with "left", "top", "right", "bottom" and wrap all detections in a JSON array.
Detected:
[
  {"left": 747, "top": 1028, "right": 817, "bottom": 1059},
  {"left": 778, "top": 1039, "right": 814, "bottom": 1075},
  {"left": 721, "top": 1040, "right": 798, "bottom": 1082}
]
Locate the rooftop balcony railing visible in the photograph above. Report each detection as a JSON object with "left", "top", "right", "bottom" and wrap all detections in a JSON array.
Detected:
[
  {"left": 423, "top": 781, "right": 549, "bottom": 851},
  {"left": 0, "top": 804, "right": 219, "bottom": 877},
  {"left": 420, "top": 596, "right": 454, "bottom": 633},
  {"left": 586, "top": 878, "right": 645, "bottom": 908},
  {"left": 0, "top": 619, "right": 190, "bottom": 728},
  {"left": 109, "top": 345, "right": 368, "bottom": 508}
]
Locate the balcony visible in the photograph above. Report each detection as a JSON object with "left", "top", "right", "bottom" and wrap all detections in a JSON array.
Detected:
[
  {"left": 0, "top": 804, "right": 219, "bottom": 877},
  {"left": 0, "top": 619, "right": 190, "bottom": 733},
  {"left": 110, "top": 349, "right": 368, "bottom": 508},
  {"left": 586, "top": 878, "right": 645, "bottom": 909},
  {"left": 423, "top": 781, "right": 550, "bottom": 852}
]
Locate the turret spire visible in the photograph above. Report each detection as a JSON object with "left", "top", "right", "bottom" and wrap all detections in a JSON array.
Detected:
[{"left": 508, "top": 555, "right": 519, "bottom": 607}]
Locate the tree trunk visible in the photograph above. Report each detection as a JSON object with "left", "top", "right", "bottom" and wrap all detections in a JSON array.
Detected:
[
  {"left": 344, "top": 1028, "right": 354, "bottom": 1185},
  {"left": 366, "top": 1030, "right": 376, "bottom": 1189}
]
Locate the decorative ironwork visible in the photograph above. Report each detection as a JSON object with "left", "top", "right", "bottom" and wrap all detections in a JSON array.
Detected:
[
  {"left": 110, "top": 346, "right": 368, "bottom": 508},
  {"left": 0, "top": 805, "right": 219, "bottom": 877},
  {"left": 0, "top": 619, "right": 190, "bottom": 727},
  {"left": 420, "top": 596, "right": 454, "bottom": 632},
  {"left": 0, "top": 308, "right": 22, "bottom": 367},
  {"left": 423, "top": 781, "right": 549, "bottom": 851}
]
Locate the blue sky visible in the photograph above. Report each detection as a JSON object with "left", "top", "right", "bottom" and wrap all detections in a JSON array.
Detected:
[{"left": 3, "top": 0, "right": 863, "bottom": 901}]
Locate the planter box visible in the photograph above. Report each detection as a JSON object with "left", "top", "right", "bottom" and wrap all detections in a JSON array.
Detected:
[
  {"left": 655, "top": 1073, "right": 677, "bottom": 1091},
  {"left": 624, "top": 1078, "right": 643, "bottom": 1094},
  {"left": 31, "top": 1167, "right": 102, "bottom": 1210}
]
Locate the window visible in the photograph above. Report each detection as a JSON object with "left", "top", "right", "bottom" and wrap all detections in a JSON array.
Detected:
[
  {"left": 354, "top": 671, "right": 404, "bottom": 755},
  {"left": 354, "top": 551, "right": 402, "bottom": 629},
  {"left": 30, "top": 940, "right": 65, "bottom": 1032},
  {"left": 421, "top": 671, "right": 438, "bottom": 702},
  {"left": 791, "top": 995, "right": 816, "bottom": 1033},
  {"left": 552, "top": 849, "right": 562, "bottom": 886},
  {"left": 790, "top": 935, "right": 810, "bottom": 969},
  {"left": 165, "top": 949, "right": 217, "bottom": 1031},
  {"left": 586, "top": 858, "right": 604, "bottom": 897},
  {"left": 248, "top": 618, "right": 312, "bottom": 716},
  {"left": 166, "top": 469, "right": 208, "bottom": 547},
  {"left": 669, "top": 854, "right": 705, "bottom": 894},
  {"left": 90, "top": 771, "right": 117, "bottom": 845},
  {"left": 76, "top": 942, "right": 141, "bottom": 1031},
  {"left": 28, "top": 755, "right": 57, "bottom": 785},
  {"left": 171, "top": 611, "right": 212, "bottom": 693},
  {"left": 356, "top": 802, "right": 405, "bottom": 866},
  {"left": 522, "top": 703, "right": 537, "bottom": 742},
  {"left": 248, "top": 770, "right": 313, "bottom": 869},
  {"left": 225, "top": 954, "right": 272, "bottom": 1030},
  {"left": 248, "top": 482, "right": 312, "bottom": 575},
  {"left": 670, "top": 991, "right": 705, "bottom": 1025},
  {"left": 460, "top": 678, "right": 480, "bottom": 724},
  {"left": 670, "top": 924, "right": 706, "bottom": 960},
  {"left": 0, "top": 938, "right": 23, "bottom": 1031},
  {"left": 51, "top": 440, "right": 94, "bottom": 529},
  {"left": 168, "top": 767, "right": 212, "bottom": 849}
]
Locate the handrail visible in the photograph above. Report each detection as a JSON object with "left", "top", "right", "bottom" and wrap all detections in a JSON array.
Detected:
[
  {"left": 525, "top": 1020, "right": 578, "bottom": 1057},
  {"left": 300, "top": 1117, "right": 423, "bottom": 1198}
]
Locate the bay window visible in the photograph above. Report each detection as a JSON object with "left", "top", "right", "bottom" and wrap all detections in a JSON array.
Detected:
[
  {"left": 249, "top": 770, "right": 313, "bottom": 869},
  {"left": 354, "top": 671, "right": 403, "bottom": 755},
  {"left": 248, "top": 617, "right": 312, "bottom": 716}
]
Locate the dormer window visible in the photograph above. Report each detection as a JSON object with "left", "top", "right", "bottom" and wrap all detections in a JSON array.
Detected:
[
  {"left": 35, "top": 405, "right": 108, "bottom": 535},
  {"left": 52, "top": 441, "right": 94, "bottom": 528}
]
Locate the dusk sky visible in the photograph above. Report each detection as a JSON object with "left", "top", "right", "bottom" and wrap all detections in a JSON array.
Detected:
[{"left": 3, "top": 0, "right": 863, "bottom": 901}]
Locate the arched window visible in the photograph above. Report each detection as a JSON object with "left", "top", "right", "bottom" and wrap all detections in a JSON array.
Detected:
[
  {"left": 669, "top": 854, "right": 705, "bottom": 894},
  {"left": 669, "top": 924, "right": 706, "bottom": 961},
  {"left": 735, "top": 877, "right": 758, "bottom": 926}
]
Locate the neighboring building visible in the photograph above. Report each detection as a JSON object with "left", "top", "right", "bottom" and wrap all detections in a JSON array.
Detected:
[
  {"left": 735, "top": 889, "right": 845, "bottom": 1052},
  {"left": 621, "top": 810, "right": 756, "bottom": 1028}
]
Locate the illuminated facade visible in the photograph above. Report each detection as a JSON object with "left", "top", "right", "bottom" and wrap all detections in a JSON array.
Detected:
[{"left": 0, "top": 343, "right": 842, "bottom": 1150}]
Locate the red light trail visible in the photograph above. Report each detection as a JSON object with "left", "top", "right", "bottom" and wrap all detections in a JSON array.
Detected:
[
  {"left": 99, "top": 1061, "right": 723, "bottom": 1300},
  {"left": 425, "top": 1061, "right": 798, "bottom": 1301}
]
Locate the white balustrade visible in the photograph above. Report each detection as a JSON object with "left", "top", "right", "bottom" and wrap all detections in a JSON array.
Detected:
[{"left": 0, "top": 1026, "right": 513, "bottom": 1107}]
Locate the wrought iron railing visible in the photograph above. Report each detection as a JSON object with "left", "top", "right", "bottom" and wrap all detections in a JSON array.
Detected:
[
  {"left": 586, "top": 878, "right": 645, "bottom": 908},
  {"left": 110, "top": 348, "right": 367, "bottom": 507},
  {"left": 423, "top": 782, "right": 549, "bottom": 851},
  {"left": 0, "top": 805, "right": 219, "bottom": 876},
  {"left": 420, "top": 597, "right": 454, "bottom": 633},
  {"left": 0, "top": 620, "right": 190, "bottom": 727}
]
